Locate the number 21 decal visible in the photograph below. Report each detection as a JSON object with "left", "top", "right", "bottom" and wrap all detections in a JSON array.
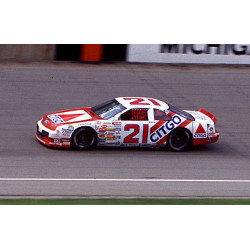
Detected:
[
  {"left": 123, "top": 98, "right": 160, "bottom": 106},
  {"left": 124, "top": 124, "right": 149, "bottom": 143}
]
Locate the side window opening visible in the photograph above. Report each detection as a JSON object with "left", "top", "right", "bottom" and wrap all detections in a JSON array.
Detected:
[
  {"left": 120, "top": 110, "right": 132, "bottom": 120},
  {"left": 120, "top": 109, "right": 148, "bottom": 121},
  {"left": 154, "top": 109, "right": 171, "bottom": 121}
]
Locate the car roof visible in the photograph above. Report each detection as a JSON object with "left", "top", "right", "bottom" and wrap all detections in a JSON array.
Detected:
[{"left": 116, "top": 97, "right": 169, "bottom": 109}]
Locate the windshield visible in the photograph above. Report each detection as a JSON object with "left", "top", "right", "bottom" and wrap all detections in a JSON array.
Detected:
[
  {"left": 169, "top": 105, "right": 195, "bottom": 121},
  {"left": 91, "top": 99, "right": 126, "bottom": 119}
]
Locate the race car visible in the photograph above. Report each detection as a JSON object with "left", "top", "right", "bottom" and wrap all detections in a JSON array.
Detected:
[{"left": 36, "top": 97, "right": 219, "bottom": 151}]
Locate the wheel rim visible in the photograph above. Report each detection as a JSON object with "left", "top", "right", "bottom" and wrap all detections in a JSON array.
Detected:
[
  {"left": 170, "top": 130, "right": 189, "bottom": 150},
  {"left": 75, "top": 131, "right": 94, "bottom": 148}
]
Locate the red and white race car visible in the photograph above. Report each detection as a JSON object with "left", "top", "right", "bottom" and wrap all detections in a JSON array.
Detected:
[{"left": 36, "top": 97, "right": 219, "bottom": 151}]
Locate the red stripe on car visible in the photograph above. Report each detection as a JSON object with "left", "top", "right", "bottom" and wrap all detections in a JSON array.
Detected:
[
  {"left": 179, "top": 119, "right": 192, "bottom": 128},
  {"left": 150, "top": 121, "right": 166, "bottom": 134},
  {"left": 156, "top": 135, "right": 168, "bottom": 145}
]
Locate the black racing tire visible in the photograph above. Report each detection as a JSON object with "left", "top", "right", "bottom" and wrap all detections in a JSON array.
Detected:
[
  {"left": 71, "top": 127, "right": 97, "bottom": 150},
  {"left": 167, "top": 128, "right": 192, "bottom": 151}
]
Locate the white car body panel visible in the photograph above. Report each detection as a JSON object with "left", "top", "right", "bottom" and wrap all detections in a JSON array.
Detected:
[{"left": 36, "top": 97, "right": 219, "bottom": 149}]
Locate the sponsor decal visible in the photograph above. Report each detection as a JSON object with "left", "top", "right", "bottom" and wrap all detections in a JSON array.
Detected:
[
  {"left": 98, "top": 138, "right": 106, "bottom": 143},
  {"left": 98, "top": 133, "right": 106, "bottom": 138},
  {"left": 61, "top": 125, "right": 74, "bottom": 134},
  {"left": 62, "top": 141, "right": 70, "bottom": 145},
  {"left": 99, "top": 125, "right": 108, "bottom": 132},
  {"left": 62, "top": 139, "right": 70, "bottom": 142},
  {"left": 79, "top": 123, "right": 92, "bottom": 126},
  {"left": 195, "top": 124, "right": 206, "bottom": 133},
  {"left": 99, "top": 128, "right": 106, "bottom": 132},
  {"left": 99, "top": 128, "right": 107, "bottom": 133},
  {"left": 61, "top": 138, "right": 70, "bottom": 145},
  {"left": 48, "top": 114, "right": 64, "bottom": 124},
  {"left": 112, "top": 122, "right": 121, "bottom": 126},
  {"left": 61, "top": 126, "right": 74, "bottom": 138},
  {"left": 106, "top": 134, "right": 114, "bottom": 140},
  {"left": 194, "top": 134, "right": 206, "bottom": 138},
  {"left": 62, "top": 133, "right": 71, "bottom": 138},
  {"left": 54, "top": 139, "right": 61, "bottom": 145},
  {"left": 55, "top": 129, "right": 61, "bottom": 138},
  {"left": 44, "top": 120, "right": 49, "bottom": 125},
  {"left": 57, "top": 113, "right": 87, "bottom": 122},
  {"left": 114, "top": 127, "right": 121, "bottom": 132},
  {"left": 150, "top": 115, "right": 182, "bottom": 143},
  {"left": 208, "top": 133, "right": 217, "bottom": 138},
  {"left": 193, "top": 124, "right": 207, "bottom": 138},
  {"left": 106, "top": 127, "right": 115, "bottom": 131}
]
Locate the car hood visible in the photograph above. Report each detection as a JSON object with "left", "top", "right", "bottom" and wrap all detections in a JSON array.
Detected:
[{"left": 41, "top": 107, "right": 102, "bottom": 130}]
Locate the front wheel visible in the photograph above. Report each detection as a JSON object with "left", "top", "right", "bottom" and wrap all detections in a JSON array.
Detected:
[
  {"left": 167, "top": 128, "right": 192, "bottom": 151},
  {"left": 71, "top": 127, "right": 97, "bottom": 150}
]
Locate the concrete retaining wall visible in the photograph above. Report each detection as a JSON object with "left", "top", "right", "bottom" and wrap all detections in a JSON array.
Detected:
[{"left": 0, "top": 44, "right": 56, "bottom": 61}]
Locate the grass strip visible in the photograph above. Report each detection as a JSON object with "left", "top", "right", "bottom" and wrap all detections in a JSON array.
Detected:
[{"left": 0, "top": 198, "right": 250, "bottom": 205}]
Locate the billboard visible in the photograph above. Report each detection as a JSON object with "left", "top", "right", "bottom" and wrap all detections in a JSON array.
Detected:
[{"left": 127, "top": 44, "right": 250, "bottom": 64}]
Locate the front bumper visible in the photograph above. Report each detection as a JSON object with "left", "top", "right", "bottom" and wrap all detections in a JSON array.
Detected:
[{"left": 36, "top": 120, "right": 71, "bottom": 148}]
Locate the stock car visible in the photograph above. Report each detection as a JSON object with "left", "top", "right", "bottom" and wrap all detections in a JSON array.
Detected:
[{"left": 36, "top": 97, "right": 219, "bottom": 151}]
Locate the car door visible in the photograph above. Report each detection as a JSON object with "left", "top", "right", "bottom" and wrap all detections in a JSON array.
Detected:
[
  {"left": 119, "top": 108, "right": 150, "bottom": 146},
  {"left": 148, "top": 108, "right": 173, "bottom": 145}
]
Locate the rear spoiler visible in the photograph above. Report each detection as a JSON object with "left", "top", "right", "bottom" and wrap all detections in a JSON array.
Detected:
[{"left": 199, "top": 108, "right": 217, "bottom": 123}]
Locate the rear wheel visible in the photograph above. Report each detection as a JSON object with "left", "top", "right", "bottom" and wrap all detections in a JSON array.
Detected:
[
  {"left": 71, "top": 127, "right": 97, "bottom": 150},
  {"left": 167, "top": 128, "right": 191, "bottom": 151}
]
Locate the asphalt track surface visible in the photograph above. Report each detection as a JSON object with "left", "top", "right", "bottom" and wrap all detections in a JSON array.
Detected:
[{"left": 0, "top": 62, "right": 250, "bottom": 197}]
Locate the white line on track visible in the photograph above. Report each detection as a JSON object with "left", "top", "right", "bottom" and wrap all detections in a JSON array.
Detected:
[{"left": 0, "top": 178, "right": 250, "bottom": 183}]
